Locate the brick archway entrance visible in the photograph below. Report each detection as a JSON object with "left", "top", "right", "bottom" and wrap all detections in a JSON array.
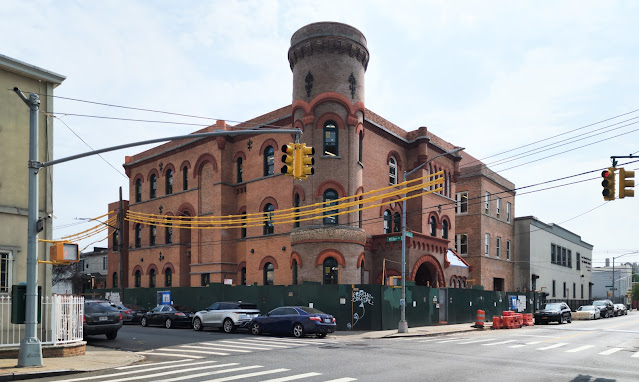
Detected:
[{"left": 411, "top": 255, "right": 445, "bottom": 288}]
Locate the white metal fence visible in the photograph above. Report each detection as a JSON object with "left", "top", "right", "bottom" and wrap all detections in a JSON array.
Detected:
[{"left": 0, "top": 294, "right": 84, "bottom": 347}]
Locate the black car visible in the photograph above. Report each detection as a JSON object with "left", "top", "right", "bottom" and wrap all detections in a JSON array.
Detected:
[
  {"left": 534, "top": 302, "right": 572, "bottom": 325},
  {"left": 112, "top": 303, "right": 145, "bottom": 324},
  {"left": 141, "top": 304, "right": 194, "bottom": 329},
  {"left": 84, "top": 300, "right": 123, "bottom": 340},
  {"left": 592, "top": 300, "right": 614, "bottom": 318},
  {"left": 249, "top": 306, "right": 336, "bottom": 338}
]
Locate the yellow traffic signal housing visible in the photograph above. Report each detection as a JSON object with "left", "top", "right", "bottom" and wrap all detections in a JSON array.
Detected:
[
  {"left": 49, "top": 242, "right": 79, "bottom": 263},
  {"left": 618, "top": 167, "right": 635, "bottom": 198},
  {"left": 281, "top": 143, "right": 296, "bottom": 177},
  {"left": 387, "top": 276, "right": 401, "bottom": 288},
  {"left": 601, "top": 167, "right": 616, "bottom": 201},
  {"left": 298, "top": 144, "right": 315, "bottom": 180}
]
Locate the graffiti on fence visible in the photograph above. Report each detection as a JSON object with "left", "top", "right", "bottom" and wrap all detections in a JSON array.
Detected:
[{"left": 347, "top": 289, "right": 374, "bottom": 330}]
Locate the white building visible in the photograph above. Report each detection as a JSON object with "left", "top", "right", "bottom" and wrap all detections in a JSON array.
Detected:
[
  {"left": 592, "top": 262, "right": 633, "bottom": 304},
  {"left": 514, "top": 216, "right": 593, "bottom": 302}
]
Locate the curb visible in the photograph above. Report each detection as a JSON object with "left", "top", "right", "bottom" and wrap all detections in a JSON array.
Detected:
[
  {"left": 379, "top": 327, "right": 482, "bottom": 339},
  {"left": 0, "top": 369, "right": 82, "bottom": 382}
]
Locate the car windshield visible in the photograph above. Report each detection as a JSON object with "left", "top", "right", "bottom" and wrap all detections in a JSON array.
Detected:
[
  {"left": 592, "top": 301, "right": 605, "bottom": 306},
  {"left": 298, "top": 307, "right": 325, "bottom": 314},
  {"left": 85, "top": 302, "right": 118, "bottom": 313},
  {"left": 579, "top": 306, "right": 594, "bottom": 311},
  {"left": 238, "top": 303, "right": 258, "bottom": 310},
  {"left": 543, "top": 303, "right": 562, "bottom": 310}
]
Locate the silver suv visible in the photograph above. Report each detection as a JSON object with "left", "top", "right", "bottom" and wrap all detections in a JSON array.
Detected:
[{"left": 192, "top": 301, "right": 260, "bottom": 333}]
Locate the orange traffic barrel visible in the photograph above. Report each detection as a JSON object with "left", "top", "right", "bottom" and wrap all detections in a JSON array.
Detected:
[
  {"left": 473, "top": 309, "right": 485, "bottom": 328},
  {"left": 502, "top": 310, "right": 514, "bottom": 316},
  {"left": 491, "top": 316, "right": 503, "bottom": 329}
]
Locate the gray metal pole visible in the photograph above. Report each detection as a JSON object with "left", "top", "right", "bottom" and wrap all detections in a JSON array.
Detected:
[
  {"left": 16, "top": 90, "right": 43, "bottom": 367},
  {"left": 119, "top": 187, "right": 124, "bottom": 301},
  {"left": 612, "top": 258, "right": 615, "bottom": 302}
]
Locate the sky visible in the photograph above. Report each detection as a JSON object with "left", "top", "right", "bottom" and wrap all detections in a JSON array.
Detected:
[{"left": 2, "top": 0, "right": 638, "bottom": 269}]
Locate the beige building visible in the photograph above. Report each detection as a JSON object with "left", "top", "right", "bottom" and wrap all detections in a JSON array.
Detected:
[{"left": 0, "top": 54, "right": 65, "bottom": 298}]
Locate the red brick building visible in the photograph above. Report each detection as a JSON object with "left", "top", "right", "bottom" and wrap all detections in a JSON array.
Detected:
[{"left": 107, "top": 22, "right": 481, "bottom": 290}]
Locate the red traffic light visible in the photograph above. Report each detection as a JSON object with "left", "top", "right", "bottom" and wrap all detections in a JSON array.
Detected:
[{"left": 601, "top": 170, "right": 610, "bottom": 178}]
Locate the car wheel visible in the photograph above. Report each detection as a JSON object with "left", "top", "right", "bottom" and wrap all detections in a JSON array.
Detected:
[
  {"left": 534, "top": 319, "right": 540, "bottom": 325},
  {"left": 141, "top": 317, "right": 148, "bottom": 327},
  {"left": 250, "top": 322, "right": 261, "bottom": 335},
  {"left": 604, "top": 311, "right": 609, "bottom": 318},
  {"left": 165, "top": 318, "right": 173, "bottom": 329},
  {"left": 223, "top": 318, "right": 235, "bottom": 333},
  {"left": 193, "top": 317, "right": 203, "bottom": 331},
  {"left": 557, "top": 317, "right": 563, "bottom": 325},
  {"left": 316, "top": 333, "right": 327, "bottom": 338},
  {"left": 292, "top": 323, "right": 304, "bottom": 338},
  {"left": 567, "top": 315, "right": 572, "bottom": 323},
  {"left": 106, "top": 331, "right": 118, "bottom": 340}
]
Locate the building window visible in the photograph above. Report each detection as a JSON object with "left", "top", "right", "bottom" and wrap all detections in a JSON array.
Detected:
[
  {"left": 383, "top": 210, "right": 392, "bottom": 233},
  {"left": 149, "top": 269, "right": 156, "bottom": 288},
  {"left": 237, "top": 157, "right": 243, "bottom": 183},
  {"left": 581, "top": 284, "right": 584, "bottom": 299},
  {"left": 323, "top": 257, "right": 338, "bottom": 285},
  {"left": 150, "top": 225, "right": 156, "bottom": 246},
  {"left": 577, "top": 253, "right": 581, "bottom": 270},
  {"left": 389, "top": 157, "right": 397, "bottom": 185},
  {"left": 183, "top": 166, "right": 188, "bottom": 191},
  {"left": 201, "top": 273, "right": 210, "bottom": 286},
  {"left": 112, "top": 272, "right": 118, "bottom": 288},
  {"left": 113, "top": 230, "right": 119, "bottom": 251},
  {"left": 485, "top": 233, "right": 490, "bottom": 256},
  {"left": 562, "top": 247, "right": 567, "bottom": 266},
  {"left": 496, "top": 198, "right": 501, "bottom": 218},
  {"left": 150, "top": 174, "right": 157, "bottom": 199},
  {"left": 263, "top": 263, "right": 274, "bottom": 285},
  {"left": 563, "top": 282, "right": 567, "bottom": 298},
  {"left": 323, "top": 189, "right": 338, "bottom": 225},
  {"left": 393, "top": 212, "right": 401, "bottom": 233},
  {"left": 442, "top": 220, "right": 448, "bottom": 239},
  {"left": 551, "top": 244, "right": 556, "bottom": 264},
  {"left": 456, "top": 192, "right": 468, "bottom": 214},
  {"left": 496, "top": 237, "right": 501, "bottom": 258},
  {"left": 484, "top": 192, "right": 490, "bottom": 214},
  {"left": 552, "top": 280, "right": 556, "bottom": 297},
  {"left": 294, "top": 194, "right": 301, "bottom": 228},
  {"left": 165, "top": 169, "right": 173, "bottom": 195},
  {"left": 135, "top": 179, "right": 142, "bottom": 203},
  {"left": 264, "top": 145, "right": 274, "bottom": 176},
  {"left": 358, "top": 131, "right": 363, "bottom": 162},
  {"left": 134, "top": 270, "right": 141, "bottom": 288},
  {"left": 506, "top": 202, "right": 511, "bottom": 223},
  {"left": 103, "top": 256, "right": 108, "bottom": 270},
  {"left": 241, "top": 212, "right": 247, "bottom": 238},
  {"left": 165, "top": 268, "right": 172, "bottom": 287},
  {"left": 323, "top": 121, "right": 338, "bottom": 156},
  {"left": 358, "top": 197, "right": 363, "bottom": 229},
  {"left": 568, "top": 250, "right": 572, "bottom": 268},
  {"left": 506, "top": 240, "right": 511, "bottom": 260},
  {"left": 292, "top": 260, "right": 298, "bottom": 285},
  {"left": 455, "top": 234, "right": 468, "bottom": 255},
  {"left": 241, "top": 267, "right": 246, "bottom": 285},
  {"left": 573, "top": 283, "right": 576, "bottom": 298},
  {"left": 165, "top": 218, "right": 172, "bottom": 244},
  {"left": 263, "top": 203, "right": 274, "bottom": 235},
  {"left": 135, "top": 224, "right": 142, "bottom": 248},
  {"left": 429, "top": 216, "right": 436, "bottom": 236}
]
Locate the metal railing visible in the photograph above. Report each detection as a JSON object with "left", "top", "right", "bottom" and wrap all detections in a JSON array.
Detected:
[{"left": 0, "top": 294, "right": 84, "bottom": 347}]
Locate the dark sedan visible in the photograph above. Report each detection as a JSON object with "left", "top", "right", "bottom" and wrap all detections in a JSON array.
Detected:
[
  {"left": 249, "top": 306, "right": 336, "bottom": 338},
  {"left": 84, "top": 300, "right": 123, "bottom": 340},
  {"left": 112, "top": 303, "right": 145, "bottom": 324},
  {"left": 534, "top": 302, "right": 572, "bottom": 324},
  {"left": 140, "top": 304, "right": 194, "bottom": 329},
  {"left": 593, "top": 299, "right": 614, "bottom": 318}
]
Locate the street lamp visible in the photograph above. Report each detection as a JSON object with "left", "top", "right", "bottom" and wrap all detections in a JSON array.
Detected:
[{"left": 399, "top": 147, "right": 464, "bottom": 333}]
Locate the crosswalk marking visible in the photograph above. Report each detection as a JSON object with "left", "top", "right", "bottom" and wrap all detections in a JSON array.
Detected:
[
  {"left": 181, "top": 345, "right": 252, "bottom": 353},
  {"left": 631, "top": 352, "right": 639, "bottom": 358},
  {"left": 537, "top": 343, "right": 568, "bottom": 351},
  {"left": 457, "top": 339, "right": 494, "bottom": 344},
  {"left": 257, "top": 337, "right": 327, "bottom": 345},
  {"left": 509, "top": 341, "right": 541, "bottom": 348},
  {"left": 566, "top": 345, "right": 594, "bottom": 353},
  {"left": 417, "top": 338, "right": 441, "bottom": 343},
  {"left": 160, "top": 366, "right": 264, "bottom": 382},
  {"left": 435, "top": 338, "right": 466, "bottom": 343},
  {"left": 599, "top": 347, "right": 623, "bottom": 355},
  {"left": 115, "top": 364, "right": 257, "bottom": 382},
  {"left": 260, "top": 372, "right": 323, "bottom": 381},
  {"left": 137, "top": 351, "right": 203, "bottom": 359},
  {"left": 116, "top": 359, "right": 191, "bottom": 370},
  {"left": 211, "top": 340, "right": 284, "bottom": 350},
  {"left": 324, "top": 378, "right": 358, "bottom": 382},
  {"left": 173, "top": 348, "right": 231, "bottom": 356},
  {"left": 202, "top": 367, "right": 289, "bottom": 381},
  {"left": 224, "top": 339, "right": 291, "bottom": 348},
  {"left": 61, "top": 361, "right": 225, "bottom": 381},
  {"left": 482, "top": 340, "right": 517, "bottom": 346}
]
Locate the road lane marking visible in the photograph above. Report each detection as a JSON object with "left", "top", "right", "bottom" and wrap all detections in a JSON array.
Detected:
[
  {"left": 160, "top": 366, "right": 264, "bottom": 382},
  {"left": 62, "top": 361, "right": 223, "bottom": 381},
  {"left": 457, "top": 339, "right": 494, "bottom": 344},
  {"left": 224, "top": 339, "right": 290, "bottom": 348},
  {"left": 566, "top": 345, "right": 594, "bottom": 353},
  {"left": 260, "top": 372, "right": 323, "bottom": 381},
  {"left": 417, "top": 339, "right": 441, "bottom": 343},
  {"left": 509, "top": 342, "right": 541, "bottom": 348},
  {"left": 323, "top": 379, "right": 358, "bottom": 382},
  {"left": 182, "top": 345, "right": 252, "bottom": 353},
  {"left": 117, "top": 359, "right": 191, "bottom": 369},
  {"left": 482, "top": 340, "right": 517, "bottom": 346},
  {"left": 631, "top": 351, "right": 639, "bottom": 358},
  {"left": 256, "top": 338, "right": 327, "bottom": 345},
  {"left": 170, "top": 348, "right": 231, "bottom": 356},
  {"left": 136, "top": 351, "right": 203, "bottom": 359},
  {"left": 202, "top": 368, "right": 289, "bottom": 381},
  {"left": 435, "top": 339, "right": 466, "bottom": 343},
  {"left": 200, "top": 341, "right": 276, "bottom": 350},
  {"left": 537, "top": 343, "right": 568, "bottom": 350},
  {"left": 599, "top": 348, "right": 623, "bottom": 355}
]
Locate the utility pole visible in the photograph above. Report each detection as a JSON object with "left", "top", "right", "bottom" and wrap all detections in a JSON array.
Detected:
[
  {"left": 118, "top": 187, "right": 124, "bottom": 301},
  {"left": 14, "top": 88, "right": 43, "bottom": 366}
]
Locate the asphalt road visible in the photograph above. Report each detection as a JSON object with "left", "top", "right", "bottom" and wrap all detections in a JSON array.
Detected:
[{"left": 49, "top": 312, "right": 639, "bottom": 381}]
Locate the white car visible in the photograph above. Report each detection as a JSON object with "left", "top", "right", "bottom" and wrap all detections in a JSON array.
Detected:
[
  {"left": 576, "top": 305, "right": 601, "bottom": 320},
  {"left": 192, "top": 301, "right": 260, "bottom": 333}
]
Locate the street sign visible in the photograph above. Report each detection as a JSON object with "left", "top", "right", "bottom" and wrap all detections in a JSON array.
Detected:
[
  {"left": 405, "top": 232, "right": 413, "bottom": 238},
  {"left": 387, "top": 236, "right": 401, "bottom": 242}
]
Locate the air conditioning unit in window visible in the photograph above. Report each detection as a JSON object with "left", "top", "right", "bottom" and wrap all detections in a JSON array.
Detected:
[{"left": 186, "top": 250, "right": 191, "bottom": 257}]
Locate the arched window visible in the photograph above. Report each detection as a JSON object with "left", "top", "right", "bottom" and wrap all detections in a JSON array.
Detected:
[
  {"left": 323, "top": 189, "right": 338, "bottom": 225},
  {"left": 165, "top": 268, "right": 172, "bottom": 287},
  {"left": 324, "top": 121, "right": 338, "bottom": 156},
  {"left": 241, "top": 267, "right": 247, "bottom": 285},
  {"left": 358, "top": 196, "right": 363, "bottom": 229},
  {"left": 292, "top": 259, "right": 298, "bottom": 285},
  {"left": 149, "top": 269, "right": 156, "bottom": 288},
  {"left": 393, "top": 212, "right": 401, "bottom": 232},
  {"left": 442, "top": 220, "right": 449, "bottom": 239},
  {"left": 241, "top": 211, "right": 247, "bottom": 238},
  {"left": 135, "top": 179, "right": 142, "bottom": 202},
  {"left": 135, "top": 270, "right": 141, "bottom": 288},
  {"left": 150, "top": 225, "right": 156, "bottom": 246},
  {"left": 323, "top": 257, "right": 338, "bottom": 284},
  {"left": 263, "top": 203, "right": 274, "bottom": 235},
  {"left": 430, "top": 216, "right": 437, "bottom": 236},
  {"left": 264, "top": 146, "right": 274, "bottom": 176},
  {"left": 389, "top": 157, "right": 397, "bottom": 185},
  {"left": 150, "top": 174, "right": 157, "bottom": 199},
  {"left": 112, "top": 272, "right": 118, "bottom": 288},
  {"left": 263, "top": 262, "right": 274, "bottom": 285},
  {"left": 294, "top": 193, "right": 301, "bottom": 228},
  {"left": 360, "top": 263, "right": 365, "bottom": 284},
  {"left": 135, "top": 224, "right": 142, "bottom": 248},
  {"left": 165, "top": 218, "right": 172, "bottom": 244},
  {"left": 358, "top": 131, "right": 363, "bottom": 162},
  {"left": 237, "top": 157, "right": 243, "bottom": 183},
  {"left": 165, "top": 169, "right": 173, "bottom": 195},
  {"left": 383, "top": 209, "right": 392, "bottom": 233},
  {"left": 182, "top": 166, "right": 188, "bottom": 191}
]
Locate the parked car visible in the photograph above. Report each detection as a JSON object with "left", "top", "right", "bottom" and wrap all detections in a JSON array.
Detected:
[
  {"left": 614, "top": 304, "right": 628, "bottom": 316},
  {"left": 83, "top": 300, "right": 123, "bottom": 340},
  {"left": 193, "top": 301, "right": 260, "bottom": 333},
  {"left": 592, "top": 299, "right": 614, "bottom": 318},
  {"left": 112, "top": 303, "right": 145, "bottom": 324},
  {"left": 534, "top": 302, "right": 572, "bottom": 324},
  {"left": 576, "top": 305, "right": 601, "bottom": 320},
  {"left": 140, "top": 304, "right": 194, "bottom": 329},
  {"left": 249, "top": 306, "right": 336, "bottom": 338}
]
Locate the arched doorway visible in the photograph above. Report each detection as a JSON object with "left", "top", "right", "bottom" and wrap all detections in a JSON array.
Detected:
[{"left": 414, "top": 262, "right": 438, "bottom": 287}]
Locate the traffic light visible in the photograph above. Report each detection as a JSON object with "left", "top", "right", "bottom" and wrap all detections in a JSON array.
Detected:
[
  {"left": 601, "top": 167, "right": 616, "bottom": 201},
  {"left": 281, "top": 143, "right": 296, "bottom": 177},
  {"left": 298, "top": 144, "right": 315, "bottom": 180},
  {"left": 618, "top": 167, "right": 635, "bottom": 199}
]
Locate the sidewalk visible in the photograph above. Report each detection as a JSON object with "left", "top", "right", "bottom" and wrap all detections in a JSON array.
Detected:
[{"left": 0, "top": 322, "right": 479, "bottom": 380}]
